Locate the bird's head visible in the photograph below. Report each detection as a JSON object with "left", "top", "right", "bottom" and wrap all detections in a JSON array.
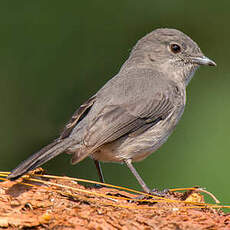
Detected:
[{"left": 129, "top": 28, "right": 216, "bottom": 85}]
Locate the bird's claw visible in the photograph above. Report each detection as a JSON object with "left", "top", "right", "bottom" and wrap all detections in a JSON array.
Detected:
[{"left": 128, "top": 188, "right": 169, "bottom": 203}]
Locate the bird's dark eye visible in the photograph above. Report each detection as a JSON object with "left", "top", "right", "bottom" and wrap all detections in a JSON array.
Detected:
[{"left": 170, "top": 44, "right": 181, "bottom": 54}]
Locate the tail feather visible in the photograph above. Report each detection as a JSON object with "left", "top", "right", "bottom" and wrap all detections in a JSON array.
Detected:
[{"left": 7, "top": 138, "right": 73, "bottom": 180}]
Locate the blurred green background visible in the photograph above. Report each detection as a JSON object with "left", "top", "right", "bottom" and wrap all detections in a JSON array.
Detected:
[{"left": 0, "top": 1, "right": 229, "bottom": 203}]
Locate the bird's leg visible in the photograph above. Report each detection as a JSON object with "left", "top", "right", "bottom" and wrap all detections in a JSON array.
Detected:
[
  {"left": 124, "top": 159, "right": 168, "bottom": 197},
  {"left": 124, "top": 159, "right": 150, "bottom": 193},
  {"left": 94, "top": 160, "right": 105, "bottom": 183}
]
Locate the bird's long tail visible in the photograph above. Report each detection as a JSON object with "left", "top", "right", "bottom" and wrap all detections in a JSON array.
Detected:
[{"left": 7, "top": 138, "right": 74, "bottom": 180}]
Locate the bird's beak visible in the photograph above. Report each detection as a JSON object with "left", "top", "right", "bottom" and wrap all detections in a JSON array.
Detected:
[{"left": 191, "top": 56, "right": 216, "bottom": 66}]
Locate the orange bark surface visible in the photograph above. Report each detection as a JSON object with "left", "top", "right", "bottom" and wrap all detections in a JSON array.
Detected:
[{"left": 0, "top": 173, "right": 229, "bottom": 230}]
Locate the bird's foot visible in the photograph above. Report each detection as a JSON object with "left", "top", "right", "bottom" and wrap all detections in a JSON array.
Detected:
[
  {"left": 149, "top": 188, "right": 169, "bottom": 197},
  {"left": 93, "top": 183, "right": 106, "bottom": 189},
  {"left": 129, "top": 188, "right": 169, "bottom": 203}
]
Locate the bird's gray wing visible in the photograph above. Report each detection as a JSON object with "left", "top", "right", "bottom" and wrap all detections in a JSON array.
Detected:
[
  {"left": 83, "top": 70, "right": 180, "bottom": 151},
  {"left": 84, "top": 94, "right": 173, "bottom": 151},
  {"left": 60, "top": 95, "right": 96, "bottom": 139}
]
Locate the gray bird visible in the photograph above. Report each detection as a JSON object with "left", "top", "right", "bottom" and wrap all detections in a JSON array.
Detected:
[{"left": 7, "top": 28, "right": 216, "bottom": 194}]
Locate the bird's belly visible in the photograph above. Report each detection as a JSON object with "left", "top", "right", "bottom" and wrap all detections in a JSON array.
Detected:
[{"left": 92, "top": 107, "right": 184, "bottom": 163}]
